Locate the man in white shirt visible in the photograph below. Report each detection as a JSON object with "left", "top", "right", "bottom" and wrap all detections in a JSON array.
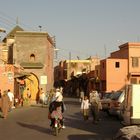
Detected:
[
  {"left": 7, "top": 89, "right": 14, "bottom": 110},
  {"left": 55, "top": 88, "right": 63, "bottom": 102}
]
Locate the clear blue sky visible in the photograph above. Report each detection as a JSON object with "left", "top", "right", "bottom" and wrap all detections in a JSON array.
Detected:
[{"left": 0, "top": 0, "right": 140, "bottom": 61}]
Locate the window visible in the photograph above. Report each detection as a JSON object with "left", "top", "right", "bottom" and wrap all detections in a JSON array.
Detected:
[
  {"left": 115, "top": 62, "right": 120, "bottom": 68},
  {"left": 132, "top": 57, "right": 139, "bottom": 67},
  {"left": 131, "top": 78, "right": 137, "bottom": 84},
  {"left": 30, "top": 54, "right": 35, "bottom": 62}
]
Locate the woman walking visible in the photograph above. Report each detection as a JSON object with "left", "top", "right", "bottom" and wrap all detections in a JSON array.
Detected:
[{"left": 81, "top": 96, "right": 90, "bottom": 121}]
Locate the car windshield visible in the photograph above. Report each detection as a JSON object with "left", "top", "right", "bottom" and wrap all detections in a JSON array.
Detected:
[
  {"left": 103, "top": 92, "right": 113, "bottom": 99},
  {"left": 111, "top": 91, "right": 122, "bottom": 100}
]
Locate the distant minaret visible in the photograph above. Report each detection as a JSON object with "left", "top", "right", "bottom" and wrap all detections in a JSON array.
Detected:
[{"left": 16, "top": 17, "right": 19, "bottom": 25}]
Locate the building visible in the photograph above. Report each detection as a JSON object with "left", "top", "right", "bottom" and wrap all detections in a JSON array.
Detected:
[
  {"left": 100, "top": 42, "right": 140, "bottom": 92},
  {"left": 14, "top": 31, "right": 54, "bottom": 100},
  {"left": 54, "top": 57, "right": 100, "bottom": 96},
  {"left": 100, "top": 58, "right": 128, "bottom": 92},
  {"left": 1, "top": 25, "right": 54, "bottom": 101}
]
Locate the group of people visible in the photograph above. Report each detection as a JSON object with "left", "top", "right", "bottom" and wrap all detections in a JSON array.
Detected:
[
  {"left": 36, "top": 88, "right": 52, "bottom": 106},
  {"left": 0, "top": 89, "right": 14, "bottom": 119},
  {"left": 0, "top": 86, "right": 101, "bottom": 128},
  {"left": 80, "top": 90, "right": 102, "bottom": 124}
]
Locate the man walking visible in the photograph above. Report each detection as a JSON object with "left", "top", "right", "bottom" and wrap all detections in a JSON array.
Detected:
[
  {"left": 7, "top": 89, "right": 14, "bottom": 111},
  {"left": 89, "top": 90, "right": 101, "bottom": 124}
]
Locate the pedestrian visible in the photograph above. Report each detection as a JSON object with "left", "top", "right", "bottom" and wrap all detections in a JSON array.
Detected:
[
  {"left": 90, "top": 90, "right": 102, "bottom": 124},
  {"left": 79, "top": 89, "right": 84, "bottom": 102},
  {"left": 48, "top": 88, "right": 55, "bottom": 104},
  {"left": 1, "top": 90, "right": 10, "bottom": 119},
  {"left": 27, "top": 88, "right": 31, "bottom": 105},
  {"left": 36, "top": 88, "right": 40, "bottom": 104},
  {"left": 39, "top": 88, "right": 45, "bottom": 106},
  {"left": 81, "top": 95, "right": 90, "bottom": 120},
  {"left": 0, "top": 89, "right": 2, "bottom": 98},
  {"left": 7, "top": 89, "right": 14, "bottom": 111},
  {"left": 52, "top": 88, "right": 63, "bottom": 104},
  {"left": 0, "top": 89, "right": 2, "bottom": 110}
]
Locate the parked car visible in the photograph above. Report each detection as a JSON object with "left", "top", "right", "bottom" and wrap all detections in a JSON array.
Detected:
[
  {"left": 108, "top": 90, "right": 125, "bottom": 119},
  {"left": 100, "top": 92, "right": 113, "bottom": 112}
]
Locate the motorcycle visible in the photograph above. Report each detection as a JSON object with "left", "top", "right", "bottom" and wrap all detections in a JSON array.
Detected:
[
  {"left": 51, "top": 117, "right": 62, "bottom": 136},
  {"left": 49, "top": 102, "right": 65, "bottom": 136}
]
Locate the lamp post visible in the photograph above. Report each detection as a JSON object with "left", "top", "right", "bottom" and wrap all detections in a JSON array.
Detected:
[{"left": 38, "top": 25, "right": 42, "bottom": 32}]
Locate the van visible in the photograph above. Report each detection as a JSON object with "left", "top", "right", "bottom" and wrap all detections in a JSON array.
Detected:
[{"left": 121, "top": 84, "right": 140, "bottom": 125}]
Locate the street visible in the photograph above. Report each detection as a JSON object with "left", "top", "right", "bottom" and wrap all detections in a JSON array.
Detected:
[{"left": 0, "top": 97, "right": 122, "bottom": 140}]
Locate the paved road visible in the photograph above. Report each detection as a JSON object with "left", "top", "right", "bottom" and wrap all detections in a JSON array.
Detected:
[{"left": 0, "top": 97, "right": 123, "bottom": 140}]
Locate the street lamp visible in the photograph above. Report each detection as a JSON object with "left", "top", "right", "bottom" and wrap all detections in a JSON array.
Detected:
[{"left": 38, "top": 25, "right": 42, "bottom": 32}]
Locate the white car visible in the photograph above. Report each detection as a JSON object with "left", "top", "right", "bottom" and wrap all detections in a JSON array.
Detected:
[
  {"left": 100, "top": 92, "right": 113, "bottom": 112},
  {"left": 108, "top": 90, "right": 125, "bottom": 119}
]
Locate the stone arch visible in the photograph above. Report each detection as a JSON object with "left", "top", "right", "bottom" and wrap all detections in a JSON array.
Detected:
[{"left": 23, "top": 72, "right": 39, "bottom": 101}]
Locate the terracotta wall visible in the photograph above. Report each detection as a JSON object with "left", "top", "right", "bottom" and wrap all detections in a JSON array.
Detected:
[
  {"left": 106, "top": 59, "right": 128, "bottom": 92},
  {"left": 0, "top": 64, "right": 14, "bottom": 94}
]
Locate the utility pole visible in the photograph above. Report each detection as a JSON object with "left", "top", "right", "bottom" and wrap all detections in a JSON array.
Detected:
[
  {"left": 104, "top": 44, "right": 107, "bottom": 58},
  {"left": 53, "top": 36, "right": 60, "bottom": 66},
  {"left": 53, "top": 36, "right": 58, "bottom": 59},
  {"left": 69, "top": 52, "right": 71, "bottom": 79}
]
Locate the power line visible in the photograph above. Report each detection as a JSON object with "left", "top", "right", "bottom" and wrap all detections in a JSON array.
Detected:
[{"left": 0, "top": 10, "right": 35, "bottom": 31}]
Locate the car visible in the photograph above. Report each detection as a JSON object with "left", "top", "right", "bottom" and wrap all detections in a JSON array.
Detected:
[
  {"left": 108, "top": 90, "right": 125, "bottom": 119},
  {"left": 100, "top": 92, "right": 113, "bottom": 112}
]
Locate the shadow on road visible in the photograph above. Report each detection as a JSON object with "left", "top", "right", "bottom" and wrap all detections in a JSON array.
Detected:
[
  {"left": 17, "top": 122, "right": 52, "bottom": 135},
  {"left": 30, "top": 104, "right": 48, "bottom": 108},
  {"left": 67, "top": 134, "right": 112, "bottom": 140},
  {"left": 64, "top": 100, "right": 80, "bottom": 106},
  {"left": 64, "top": 111, "right": 122, "bottom": 139}
]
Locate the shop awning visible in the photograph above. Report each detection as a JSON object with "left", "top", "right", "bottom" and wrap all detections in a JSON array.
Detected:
[{"left": 14, "top": 72, "right": 31, "bottom": 79}]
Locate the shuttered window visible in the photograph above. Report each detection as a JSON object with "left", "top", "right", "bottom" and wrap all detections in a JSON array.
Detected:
[{"left": 132, "top": 57, "right": 139, "bottom": 67}]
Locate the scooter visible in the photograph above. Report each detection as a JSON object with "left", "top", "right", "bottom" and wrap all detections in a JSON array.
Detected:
[{"left": 51, "top": 117, "right": 62, "bottom": 136}]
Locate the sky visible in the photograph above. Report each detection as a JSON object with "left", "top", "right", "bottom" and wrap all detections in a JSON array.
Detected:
[{"left": 0, "top": 0, "right": 140, "bottom": 62}]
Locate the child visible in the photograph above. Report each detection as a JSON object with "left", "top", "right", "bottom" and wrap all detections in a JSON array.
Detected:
[{"left": 81, "top": 96, "right": 90, "bottom": 120}]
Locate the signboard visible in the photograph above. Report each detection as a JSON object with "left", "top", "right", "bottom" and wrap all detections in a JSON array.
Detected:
[
  {"left": 40, "top": 75, "right": 47, "bottom": 84},
  {"left": 7, "top": 72, "right": 14, "bottom": 82}
]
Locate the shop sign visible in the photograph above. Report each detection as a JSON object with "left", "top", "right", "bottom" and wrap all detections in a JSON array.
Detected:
[
  {"left": 7, "top": 72, "right": 14, "bottom": 82},
  {"left": 40, "top": 75, "right": 47, "bottom": 84}
]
